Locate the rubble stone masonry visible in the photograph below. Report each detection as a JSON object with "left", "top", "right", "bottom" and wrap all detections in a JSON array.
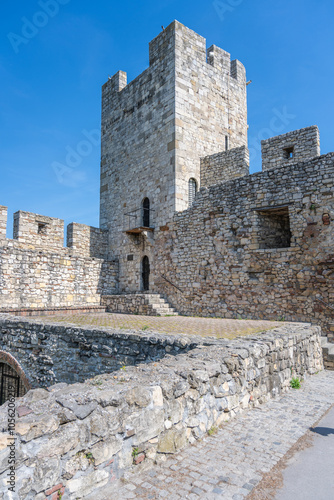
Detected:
[
  {"left": 0, "top": 211, "right": 118, "bottom": 311},
  {"left": 154, "top": 151, "right": 334, "bottom": 336},
  {"left": 0, "top": 320, "right": 323, "bottom": 499}
]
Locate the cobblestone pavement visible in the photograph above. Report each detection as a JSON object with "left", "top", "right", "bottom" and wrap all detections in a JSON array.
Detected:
[
  {"left": 101, "top": 371, "right": 334, "bottom": 500},
  {"left": 45, "top": 313, "right": 286, "bottom": 339}
]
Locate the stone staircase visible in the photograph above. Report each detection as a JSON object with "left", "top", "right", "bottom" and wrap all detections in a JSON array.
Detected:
[
  {"left": 321, "top": 336, "right": 334, "bottom": 370},
  {"left": 101, "top": 293, "right": 178, "bottom": 316},
  {"left": 143, "top": 294, "right": 179, "bottom": 316}
]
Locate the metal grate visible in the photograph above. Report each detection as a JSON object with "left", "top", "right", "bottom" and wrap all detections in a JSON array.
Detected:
[{"left": 0, "top": 363, "right": 26, "bottom": 406}]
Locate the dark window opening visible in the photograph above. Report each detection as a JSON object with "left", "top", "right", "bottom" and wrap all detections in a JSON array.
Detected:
[
  {"left": 225, "top": 135, "right": 229, "bottom": 151},
  {"left": 127, "top": 254, "right": 134, "bottom": 261},
  {"left": 256, "top": 207, "right": 291, "bottom": 249},
  {"left": 37, "top": 222, "right": 47, "bottom": 235},
  {"left": 142, "top": 198, "right": 150, "bottom": 227},
  {"left": 283, "top": 146, "right": 294, "bottom": 160},
  {"left": 188, "top": 178, "right": 198, "bottom": 207},
  {"left": 0, "top": 363, "right": 26, "bottom": 406},
  {"left": 142, "top": 256, "right": 150, "bottom": 291}
]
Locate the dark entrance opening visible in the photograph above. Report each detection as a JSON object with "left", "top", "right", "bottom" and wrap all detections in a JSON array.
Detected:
[
  {"left": 0, "top": 363, "right": 26, "bottom": 406},
  {"left": 142, "top": 256, "right": 150, "bottom": 291},
  {"left": 142, "top": 198, "right": 150, "bottom": 227}
]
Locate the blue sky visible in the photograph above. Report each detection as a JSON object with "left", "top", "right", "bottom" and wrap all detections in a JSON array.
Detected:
[{"left": 1, "top": 0, "right": 333, "bottom": 238}]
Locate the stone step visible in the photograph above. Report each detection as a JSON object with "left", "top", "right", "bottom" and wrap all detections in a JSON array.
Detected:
[
  {"left": 144, "top": 294, "right": 179, "bottom": 316},
  {"left": 321, "top": 336, "right": 334, "bottom": 370}
]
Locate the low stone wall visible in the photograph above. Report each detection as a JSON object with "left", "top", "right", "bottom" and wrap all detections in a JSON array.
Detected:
[
  {"left": 0, "top": 315, "right": 198, "bottom": 388},
  {"left": 0, "top": 323, "right": 323, "bottom": 499},
  {"left": 102, "top": 294, "right": 157, "bottom": 315},
  {"left": 0, "top": 306, "right": 107, "bottom": 317}
]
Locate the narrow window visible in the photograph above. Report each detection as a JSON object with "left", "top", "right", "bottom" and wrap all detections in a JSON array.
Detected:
[
  {"left": 283, "top": 146, "right": 294, "bottom": 160},
  {"left": 142, "top": 256, "right": 150, "bottom": 291},
  {"left": 142, "top": 198, "right": 150, "bottom": 227},
  {"left": 225, "top": 135, "right": 229, "bottom": 151},
  {"left": 188, "top": 178, "right": 198, "bottom": 207}
]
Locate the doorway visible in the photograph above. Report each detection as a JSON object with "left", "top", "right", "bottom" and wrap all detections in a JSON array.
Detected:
[
  {"left": 0, "top": 362, "right": 26, "bottom": 406},
  {"left": 142, "top": 256, "right": 150, "bottom": 291}
]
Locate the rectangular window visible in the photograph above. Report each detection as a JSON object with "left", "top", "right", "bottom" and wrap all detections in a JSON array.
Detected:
[
  {"left": 255, "top": 206, "right": 291, "bottom": 249},
  {"left": 283, "top": 146, "right": 294, "bottom": 160}
]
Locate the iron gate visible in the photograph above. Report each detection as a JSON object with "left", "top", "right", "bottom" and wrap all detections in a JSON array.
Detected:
[{"left": 0, "top": 363, "right": 25, "bottom": 406}]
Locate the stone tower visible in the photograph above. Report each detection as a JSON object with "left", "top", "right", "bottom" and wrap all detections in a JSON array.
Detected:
[{"left": 100, "top": 20, "right": 248, "bottom": 292}]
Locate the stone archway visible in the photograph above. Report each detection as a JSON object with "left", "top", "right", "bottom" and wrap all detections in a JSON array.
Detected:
[{"left": 0, "top": 351, "right": 31, "bottom": 405}]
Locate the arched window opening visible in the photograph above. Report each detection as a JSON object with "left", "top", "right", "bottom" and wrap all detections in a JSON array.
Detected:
[
  {"left": 142, "top": 198, "right": 150, "bottom": 227},
  {"left": 0, "top": 362, "right": 26, "bottom": 406},
  {"left": 142, "top": 256, "right": 150, "bottom": 291},
  {"left": 188, "top": 178, "right": 198, "bottom": 207}
]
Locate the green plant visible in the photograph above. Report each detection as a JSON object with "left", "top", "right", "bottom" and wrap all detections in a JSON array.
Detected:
[
  {"left": 57, "top": 491, "right": 62, "bottom": 500},
  {"left": 207, "top": 426, "right": 218, "bottom": 436},
  {"left": 132, "top": 447, "right": 139, "bottom": 459},
  {"left": 85, "top": 452, "right": 95, "bottom": 464},
  {"left": 278, "top": 316, "right": 286, "bottom": 322},
  {"left": 290, "top": 377, "right": 301, "bottom": 389},
  {"left": 120, "top": 365, "right": 126, "bottom": 371},
  {"left": 141, "top": 325, "right": 149, "bottom": 331}
]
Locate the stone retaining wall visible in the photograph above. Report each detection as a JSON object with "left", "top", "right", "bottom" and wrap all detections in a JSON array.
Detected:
[
  {"left": 0, "top": 323, "right": 323, "bottom": 499},
  {"left": 0, "top": 315, "right": 198, "bottom": 388}
]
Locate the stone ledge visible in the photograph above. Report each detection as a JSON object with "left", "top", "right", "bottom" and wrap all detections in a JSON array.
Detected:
[{"left": 0, "top": 306, "right": 107, "bottom": 317}]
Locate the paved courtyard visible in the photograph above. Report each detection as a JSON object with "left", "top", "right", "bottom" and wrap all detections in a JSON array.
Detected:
[
  {"left": 88, "top": 370, "right": 334, "bottom": 500},
  {"left": 45, "top": 312, "right": 288, "bottom": 340}
]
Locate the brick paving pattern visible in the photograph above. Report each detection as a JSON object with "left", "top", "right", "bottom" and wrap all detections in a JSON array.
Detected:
[
  {"left": 46, "top": 313, "right": 286, "bottom": 340},
  {"left": 101, "top": 371, "right": 334, "bottom": 500}
]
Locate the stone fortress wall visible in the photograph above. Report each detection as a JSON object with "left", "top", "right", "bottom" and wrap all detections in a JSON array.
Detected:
[
  {"left": 154, "top": 127, "right": 334, "bottom": 336},
  {"left": 0, "top": 209, "right": 118, "bottom": 311},
  {"left": 100, "top": 20, "right": 248, "bottom": 292}
]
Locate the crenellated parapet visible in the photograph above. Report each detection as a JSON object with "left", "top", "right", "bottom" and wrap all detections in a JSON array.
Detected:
[
  {"left": 13, "top": 210, "right": 64, "bottom": 250},
  {"left": 0, "top": 205, "right": 7, "bottom": 240},
  {"left": 200, "top": 146, "right": 249, "bottom": 187},
  {"left": 67, "top": 222, "right": 109, "bottom": 259},
  {"left": 262, "top": 126, "right": 320, "bottom": 171}
]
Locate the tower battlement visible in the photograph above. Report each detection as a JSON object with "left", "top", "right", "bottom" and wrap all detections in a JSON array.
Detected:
[{"left": 103, "top": 21, "right": 246, "bottom": 99}]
